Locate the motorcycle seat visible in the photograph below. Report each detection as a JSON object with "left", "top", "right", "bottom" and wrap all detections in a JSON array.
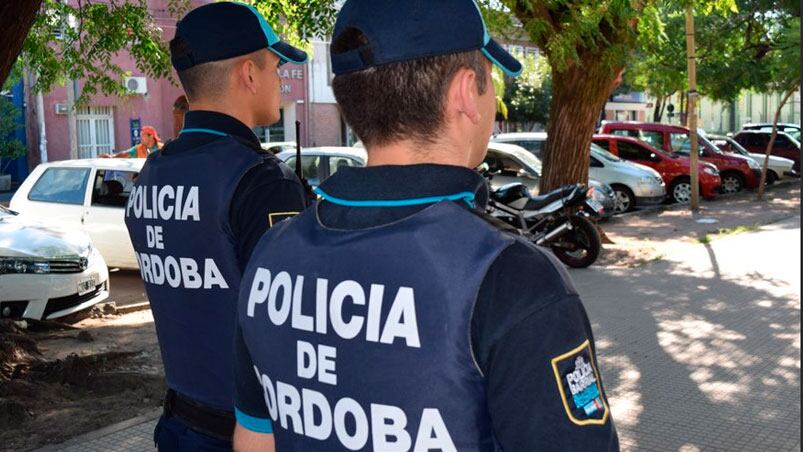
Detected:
[{"left": 525, "top": 185, "right": 578, "bottom": 210}]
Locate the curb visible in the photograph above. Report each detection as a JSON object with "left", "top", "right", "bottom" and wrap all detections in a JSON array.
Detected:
[
  {"left": 35, "top": 408, "right": 161, "bottom": 451},
  {"left": 116, "top": 302, "right": 151, "bottom": 315}
]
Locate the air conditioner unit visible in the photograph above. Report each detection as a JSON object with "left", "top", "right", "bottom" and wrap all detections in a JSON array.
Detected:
[
  {"left": 55, "top": 103, "right": 69, "bottom": 115},
  {"left": 124, "top": 76, "right": 148, "bottom": 94}
]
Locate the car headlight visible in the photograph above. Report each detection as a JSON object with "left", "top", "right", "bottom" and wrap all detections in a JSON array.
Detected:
[
  {"left": 0, "top": 258, "right": 51, "bottom": 274},
  {"left": 638, "top": 176, "right": 658, "bottom": 185},
  {"left": 747, "top": 159, "right": 760, "bottom": 170}
]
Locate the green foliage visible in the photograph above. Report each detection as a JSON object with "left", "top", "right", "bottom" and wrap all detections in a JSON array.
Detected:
[
  {"left": 252, "top": 0, "right": 338, "bottom": 50},
  {"left": 22, "top": 0, "right": 173, "bottom": 106},
  {"left": 504, "top": 54, "right": 552, "bottom": 126},
  {"left": 626, "top": 0, "right": 799, "bottom": 104},
  {"left": 493, "top": 67, "right": 509, "bottom": 120},
  {"left": 0, "top": 97, "right": 26, "bottom": 175}
]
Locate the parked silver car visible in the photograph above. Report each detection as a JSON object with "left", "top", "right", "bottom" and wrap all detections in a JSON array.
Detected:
[{"left": 589, "top": 144, "right": 666, "bottom": 213}]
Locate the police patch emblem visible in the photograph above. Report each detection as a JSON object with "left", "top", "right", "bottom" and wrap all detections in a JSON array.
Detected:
[
  {"left": 268, "top": 211, "right": 299, "bottom": 227},
  {"left": 551, "top": 339, "right": 610, "bottom": 426}
]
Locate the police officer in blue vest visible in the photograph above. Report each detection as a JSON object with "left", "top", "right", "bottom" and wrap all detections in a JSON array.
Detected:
[
  {"left": 233, "top": 1, "right": 619, "bottom": 450},
  {"left": 124, "top": 2, "right": 308, "bottom": 450}
]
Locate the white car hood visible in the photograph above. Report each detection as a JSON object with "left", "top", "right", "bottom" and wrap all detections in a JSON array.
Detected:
[{"left": 0, "top": 215, "right": 91, "bottom": 259}]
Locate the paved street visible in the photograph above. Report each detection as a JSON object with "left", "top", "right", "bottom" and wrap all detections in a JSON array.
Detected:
[{"left": 40, "top": 213, "right": 801, "bottom": 451}]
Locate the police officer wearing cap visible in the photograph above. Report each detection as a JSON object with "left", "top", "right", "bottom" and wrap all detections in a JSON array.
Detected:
[
  {"left": 124, "top": 2, "right": 308, "bottom": 450},
  {"left": 233, "top": 1, "right": 619, "bottom": 450}
]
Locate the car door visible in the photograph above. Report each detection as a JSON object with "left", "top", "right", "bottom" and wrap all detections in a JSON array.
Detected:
[
  {"left": 19, "top": 166, "right": 93, "bottom": 227},
  {"left": 771, "top": 134, "right": 801, "bottom": 164},
  {"left": 82, "top": 169, "right": 139, "bottom": 269}
]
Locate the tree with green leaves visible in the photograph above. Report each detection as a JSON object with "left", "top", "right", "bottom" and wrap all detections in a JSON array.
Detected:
[
  {"left": 503, "top": 54, "right": 552, "bottom": 131},
  {"left": 627, "top": 0, "right": 800, "bottom": 121},
  {"left": 756, "top": 17, "right": 800, "bottom": 200},
  {"left": 0, "top": 1, "right": 338, "bottom": 105},
  {"left": 0, "top": 73, "right": 26, "bottom": 178}
]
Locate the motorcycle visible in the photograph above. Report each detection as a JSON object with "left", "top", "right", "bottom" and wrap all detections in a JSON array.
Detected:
[{"left": 479, "top": 165, "right": 603, "bottom": 268}]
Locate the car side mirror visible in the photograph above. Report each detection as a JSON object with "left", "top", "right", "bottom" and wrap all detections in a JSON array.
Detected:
[{"left": 476, "top": 162, "right": 490, "bottom": 174}]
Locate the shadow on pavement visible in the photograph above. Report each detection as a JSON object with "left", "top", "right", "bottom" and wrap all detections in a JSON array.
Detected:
[{"left": 575, "top": 232, "right": 800, "bottom": 451}]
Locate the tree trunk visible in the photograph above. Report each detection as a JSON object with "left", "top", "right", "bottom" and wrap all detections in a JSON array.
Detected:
[
  {"left": 653, "top": 95, "right": 664, "bottom": 122},
  {"left": 757, "top": 80, "right": 800, "bottom": 200},
  {"left": 0, "top": 1, "right": 42, "bottom": 86},
  {"left": 540, "top": 60, "right": 621, "bottom": 192}
]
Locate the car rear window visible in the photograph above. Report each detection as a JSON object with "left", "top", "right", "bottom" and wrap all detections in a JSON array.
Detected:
[{"left": 28, "top": 167, "right": 90, "bottom": 205}]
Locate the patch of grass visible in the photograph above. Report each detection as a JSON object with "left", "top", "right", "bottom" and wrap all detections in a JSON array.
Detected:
[{"left": 697, "top": 224, "right": 761, "bottom": 244}]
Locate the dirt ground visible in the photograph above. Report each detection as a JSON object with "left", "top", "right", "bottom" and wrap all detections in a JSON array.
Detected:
[
  {"left": 597, "top": 182, "right": 800, "bottom": 268},
  {"left": 0, "top": 309, "right": 163, "bottom": 452}
]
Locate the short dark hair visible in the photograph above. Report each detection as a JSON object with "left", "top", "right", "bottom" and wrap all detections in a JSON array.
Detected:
[
  {"left": 175, "top": 50, "right": 269, "bottom": 102},
  {"left": 331, "top": 30, "right": 489, "bottom": 148}
]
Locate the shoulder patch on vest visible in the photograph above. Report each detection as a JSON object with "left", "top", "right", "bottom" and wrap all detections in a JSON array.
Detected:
[
  {"left": 268, "top": 211, "right": 299, "bottom": 227},
  {"left": 551, "top": 340, "right": 610, "bottom": 426}
]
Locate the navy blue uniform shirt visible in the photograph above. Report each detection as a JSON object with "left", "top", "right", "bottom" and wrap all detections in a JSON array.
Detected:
[
  {"left": 165, "top": 111, "right": 307, "bottom": 270},
  {"left": 234, "top": 164, "right": 619, "bottom": 449}
]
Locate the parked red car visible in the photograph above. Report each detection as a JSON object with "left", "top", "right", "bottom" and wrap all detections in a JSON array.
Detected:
[
  {"left": 599, "top": 122, "right": 762, "bottom": 194},
  {"left": 593, "top": 134, "right": 722, "bottom": 203}
]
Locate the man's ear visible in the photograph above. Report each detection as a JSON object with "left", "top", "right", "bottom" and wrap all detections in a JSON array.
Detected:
[
  {"left": 239, "top": 59, "right": 259, "bottom": 95},
  {"left": 448, "top": 68, "right": 482, "bottom": 125}
]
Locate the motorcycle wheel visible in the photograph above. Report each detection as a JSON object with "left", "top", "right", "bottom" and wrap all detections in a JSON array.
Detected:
[{"left": 549, "top": 215, "right": 602, "bottom": 268}]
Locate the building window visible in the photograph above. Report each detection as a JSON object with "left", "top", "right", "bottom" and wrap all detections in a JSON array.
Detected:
[
  {"left": 526, "top": 47, "right": 539, "bottom": 60},
  {"left": 509, "top": 45, "right": 524, "bottom": 57},
  {"left": 76, "top": 106, "right": 114, "bottom": 158}
]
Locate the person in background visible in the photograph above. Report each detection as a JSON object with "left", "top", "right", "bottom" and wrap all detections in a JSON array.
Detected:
[{"left": 100, "top": 125, "right": 163, "bottom": 158}]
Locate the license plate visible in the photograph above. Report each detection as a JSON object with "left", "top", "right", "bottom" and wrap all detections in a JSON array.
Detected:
[
  {"left": 78, "top": 273, "right": 99, "bottom": 296},
  {"left": 586, "top": 199, "right": 604, "bottom": 213}
]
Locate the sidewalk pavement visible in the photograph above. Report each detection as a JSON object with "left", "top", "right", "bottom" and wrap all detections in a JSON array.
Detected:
[{"left": 35, "top": 410, "right": 159, "bottom": 452}]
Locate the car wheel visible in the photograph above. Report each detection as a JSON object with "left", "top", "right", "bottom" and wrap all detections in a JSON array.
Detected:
[
  {"left": 720, "top": 172, "right": 744, "bottom": 194},
  {"left": 766, "top": 170, "right": 778, "bottom": 185},
  {"left": 611, "top": 185, "right": 635, "bottom": 213},
  {"left": 670, "top": 178, "right": 692, "bottom": 204}
]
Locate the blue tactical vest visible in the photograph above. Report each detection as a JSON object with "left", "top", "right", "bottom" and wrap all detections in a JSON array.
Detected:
[
  {"left": 239, "top": 200, "right": 515, "bottom": 451},
  {"left": 126, "top": 136, "right": 263, "bottom": 410}
]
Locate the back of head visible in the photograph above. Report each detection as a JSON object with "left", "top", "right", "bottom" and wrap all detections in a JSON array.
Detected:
[
  {"left": 169, "top": 2, "right": 307, "bottom": 123},
  {"left": 329, "top": 0, "right": 522, "bottom": 165}
]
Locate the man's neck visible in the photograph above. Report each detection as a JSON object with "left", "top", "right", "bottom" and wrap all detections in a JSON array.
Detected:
[
  {"left": 188, "top": 100, "right": 255, "bottom": 129},
  {"left": 366, "top": 137, "right": 473, "bottom": 167}
]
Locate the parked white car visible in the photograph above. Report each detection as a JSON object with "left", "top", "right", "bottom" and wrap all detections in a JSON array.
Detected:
[
  {"left": 589, "top": 144, "right": 666, "bottom": 212},
  {"left": 710, "top": 134, "right": 798, "bottom": 184},
  {"left": 261, "top": 141, "right": 298, "bottom": 155},
  {"left": 491, "top": 132, "right": 548, "bottom": 158},
  {"left": 275, "top": 147, "right": 367, "bottom": 188},
  {"left": 10, "top": 158, "right": 144, "bottom": 269},
  {"left": 0, "top": 205, "right": 109, "bottom": 320}
]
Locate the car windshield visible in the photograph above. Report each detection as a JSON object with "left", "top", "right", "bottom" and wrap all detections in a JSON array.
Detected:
[{"left": 590, "top": 143, "right": 622, "bottom": 162}]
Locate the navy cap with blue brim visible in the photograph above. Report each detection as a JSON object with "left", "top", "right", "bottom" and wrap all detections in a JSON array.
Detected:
[
  {"left": 170, "top": 1, "right": 307, "bottom": 71},
  {"left": 330, "top": 0, "right": 522, "bottom": 77}
]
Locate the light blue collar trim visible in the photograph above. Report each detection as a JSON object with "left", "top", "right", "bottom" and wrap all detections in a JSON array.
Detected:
[
  {"left": 179, "top": 128, "right": 229, "bottom": 137},
  {"left": 314, "top": 187, "right": 476, "bottom": 208}
]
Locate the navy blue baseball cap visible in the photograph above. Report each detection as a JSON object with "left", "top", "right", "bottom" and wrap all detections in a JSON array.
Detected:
[
  {"left": 170, "top": 2, "right": 307, "bottom": 71},
  {"left": 330, "top": 0, "right": 522, "bottom": 77}
]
